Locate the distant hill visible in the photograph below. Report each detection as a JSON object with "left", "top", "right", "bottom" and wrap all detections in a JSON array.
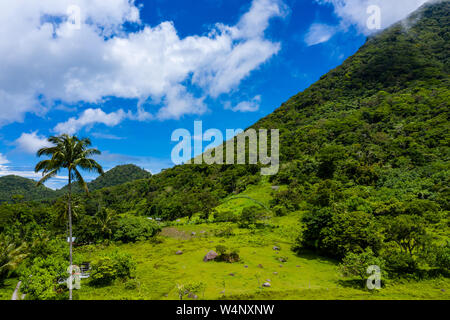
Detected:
[
  {"left": 60, "top": 164, "right": 152, "bottom": 194},
  {"left": 0, "top": 175, "right": 57, "bottom": 202}
]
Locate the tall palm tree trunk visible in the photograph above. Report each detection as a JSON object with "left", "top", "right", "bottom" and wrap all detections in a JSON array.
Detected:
[{"left": 68, "top": 170, "right": 73, "bottom": 301}]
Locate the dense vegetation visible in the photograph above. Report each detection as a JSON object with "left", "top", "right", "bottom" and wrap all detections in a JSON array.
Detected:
[
  {"left": 0, "top": 1, "right": 448, "bottom": 299},
  {"left": 0, "top": 176, "right": 57, "bottom": 203}
]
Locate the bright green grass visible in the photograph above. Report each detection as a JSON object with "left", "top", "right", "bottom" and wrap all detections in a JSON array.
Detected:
[
  {"left": 74, "top": 215, "right": 450, "bottom": 300},
  {"left": 0, "top": 278, "right": 17, "bottom": 300}
]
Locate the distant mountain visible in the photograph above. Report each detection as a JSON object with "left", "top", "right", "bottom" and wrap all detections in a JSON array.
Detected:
[
  {"left": 60, "top": 164, "right": 152, "bottom": 194},
  {"left": 0, "top": 175, "right": 57, "bottom": 202}
]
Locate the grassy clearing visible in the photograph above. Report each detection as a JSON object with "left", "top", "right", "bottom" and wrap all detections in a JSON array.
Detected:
[
  {"left": 75, "top": 214, "right": 449, "bottom": 300},
  {"left": 0, "top": 278, "right": 17, "bottom": 300}
]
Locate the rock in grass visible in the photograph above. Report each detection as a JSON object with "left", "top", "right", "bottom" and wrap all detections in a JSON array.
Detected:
[
  {"left": 175, "top": 250, "right": 183, "bottom": 255},
  {"left": 257, "top": 264, "right": 264, "bottom": 268},
  {"left": 229, "top": 273, "right": 235, "bottom": 277},
  {"left": 244, "top": 265, "right": 248, "bottom": 268},
  {"left": 191, "top": 232, "right": 196, "bottom": 236},
  {"left": 263, "top": 282, "right": 271, "bottom": 287},
  {"left": 188, "top": 292, "right": 198, "bottom": 299},
  {"left": 203, "top": 250, "right": 218, "bottom": 262},
  {"left": 273, "top": 246, "right": 280, "bottom": 251},
  {"left": 273, "top": 272, "right": 278, "bottom": 275}
]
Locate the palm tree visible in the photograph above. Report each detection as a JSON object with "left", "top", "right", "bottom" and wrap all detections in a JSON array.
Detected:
[
  {"left": 0, "top": 235, "right": 27, "bottom": 285},
  {"left": 35, "top": 134, "right": 103, "bottom": 300}
]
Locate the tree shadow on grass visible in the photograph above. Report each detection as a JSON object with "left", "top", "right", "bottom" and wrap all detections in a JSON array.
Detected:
[
  {"left": 294, "top": 249, "right": 339, "bottom": 265},
  {"left": 337, "top": 279, "right": 366, "bottom": 290}
]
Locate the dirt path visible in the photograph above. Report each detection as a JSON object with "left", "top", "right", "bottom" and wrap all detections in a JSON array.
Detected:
[{"left": 11, "top": 281, "right": 21, "bottom": 300}]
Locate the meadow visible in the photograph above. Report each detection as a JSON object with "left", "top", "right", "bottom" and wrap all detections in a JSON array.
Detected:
[{"left": 70, "top": 183, "right": 449, "bottom": 300}]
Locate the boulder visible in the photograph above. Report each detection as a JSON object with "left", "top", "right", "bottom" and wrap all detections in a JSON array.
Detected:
[
  {"left": 271, "top": 186, "right": 280, "bottom": 191},
  {"left": 203, "top": 250, "right": 218, "bottom": 262},
  {"left": 175, "top": 250, "right": 183, "bottom": 255},
  {"left": 244, "top": 265, "right": 249, "bottom": 268},
  {"left": 273, "top": 246, "right": 280, "bottom": 251},
  {"left": 273, "top": 272, "right": 278, "bottom": 275},
  {"left": 191, "top": 232, "right": 196, "bottom": 236},
  {"left": 262, "top": 282, "right": 271, "bottom": 288},
  {"left": 188, "top": 292, "right": 198, "bottom": 299}
]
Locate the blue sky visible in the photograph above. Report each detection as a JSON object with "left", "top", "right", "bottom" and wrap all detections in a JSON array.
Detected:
[{"left": 0, "top": 0, "right": 429, "bottom": 189}]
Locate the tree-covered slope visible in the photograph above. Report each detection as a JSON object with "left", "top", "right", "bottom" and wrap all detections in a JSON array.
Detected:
[
  {"left": 0, "top": 175, "right": 57, "bottom": 202},
  {"left": 86, "top": 0, "right": 449, "bottom": 220},
  {"left": 59, "top": 164, "right": 152, "bottom": 194}
]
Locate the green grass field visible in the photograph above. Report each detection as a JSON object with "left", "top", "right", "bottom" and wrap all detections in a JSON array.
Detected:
[{"left": 70, "top": 182, "right": 449, "bottom": 300}]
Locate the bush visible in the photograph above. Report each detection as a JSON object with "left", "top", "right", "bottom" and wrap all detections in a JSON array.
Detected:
[
  {"left": 20, "top": 255, "right": 67, "bottom": 300},
  {"left": 90, "top": 251, "right": 136, "bottom": 286},
  {"left": 214, "top": 210, "right": 238, "bottom": 223},
  {"left": 239, "top": 206, "right": 267, "bottom": 228},
  {"left": 215, "top": 245, "right": 240, "bottom": 263},
  {"left": 339, "top": 249, "right": 385, "bottom": 288},
  {"left": 273, "top": 205, "right": 288, "bottom": 217},
  {"left": 113, "top": 216, "right": 160, "bottom": 243},
  {"left": 90, "top": 256, "right": 116, "bottom": 286},
  {"left": 214, "top": 224, "right": 235, "bottom": 237}
]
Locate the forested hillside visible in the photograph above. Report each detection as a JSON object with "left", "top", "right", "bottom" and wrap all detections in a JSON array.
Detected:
[
  {"left": 59, "top": 164, "right": 152, "bottom": 194},
  {"left": 0, "top": 175, "right": 57, "bottom": 202}
]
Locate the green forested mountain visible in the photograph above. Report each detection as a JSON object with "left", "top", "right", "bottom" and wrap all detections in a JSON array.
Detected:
[
  {"left": 59, "top": 164, "right": 152, "bottom": 194},
  {"left": 85, "top": 0, "right": 449, "bottom": 221},
  {"left": 0, "top": 175, "right": 57, "bottom": 202},
  {"left": 0, "top": 164, "right": 151, "bottom": 202}
]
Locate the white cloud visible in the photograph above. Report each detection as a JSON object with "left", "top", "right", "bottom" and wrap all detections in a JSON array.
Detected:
[
  {"left": 225, "top": 95, "right": 262, "bottom": 112},
  {"left": 15, "top": 132, "right": 53, "bottom": 154},
  {"left": 54, "top": 108, "right": 130, "bottom": 134},
  {"left": 0, "top": 153, "right": 9, "bottom": 165},
  {"left": 315, "top": 0, "right": 430, "bottom": 35},
  {"left": 304, "top": 23, "right": 338, "bottom": 46},
  {"left": 0, "top": 0, "right": 286, "bottom": 127}
]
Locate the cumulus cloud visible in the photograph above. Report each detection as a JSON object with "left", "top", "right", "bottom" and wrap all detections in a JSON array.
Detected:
[
  {"left": 307, "top": 0, "right": 431, "bottom": 45},
  {"left": 225, "top": 95, "right": 262, "bottom": 112},
  {"left": 0, "top": 0, "right": 286, "bottom": 127},
  {"left": 15, "top": 131, "right": 53, "bottom": 154},
  {"left": 54, "top": 108, "right": 130, "bottom": 135}
]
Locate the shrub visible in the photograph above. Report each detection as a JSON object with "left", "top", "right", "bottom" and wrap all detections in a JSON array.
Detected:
[
  {"left": 90, "top": 251, "right": 136, "bottom": 286},
  {"left": 214, "top": 224, "right": 235, "bottom": 237},
  {"left": 90, "top": 256, "right": 116, "bottom": 286},
  {"left": 339, "top": 249, "right": 386, "bottom": 288},
  {"left": 215, "top": 245, "right": 240, "bottom": 263},
  {"left": 113, "top": 216, "right": 160, "bottom": 243},
  {"left": 239, "top": 206, "right": 267, "bottom": 228},
  {"left": 273, "top": 205, "right": 288, "bottom": 217},
  {"left": 20, "top": 255, "right": 67, "bottom": 300},
  {"left": 214, "top": 210, "right": 238, "bottom": 223}
]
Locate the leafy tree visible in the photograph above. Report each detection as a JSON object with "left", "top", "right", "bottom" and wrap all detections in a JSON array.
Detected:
[
  {"left": 113, "top": 215, "right": 160, "bottom": 243},
  {"left": 35, "top": 134, "right": 104, "bottom": 300}
]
